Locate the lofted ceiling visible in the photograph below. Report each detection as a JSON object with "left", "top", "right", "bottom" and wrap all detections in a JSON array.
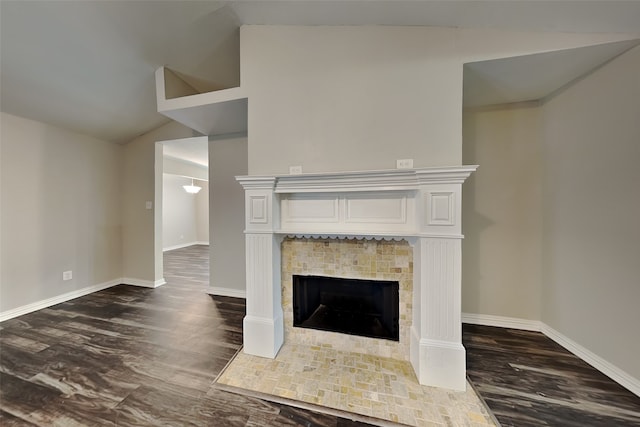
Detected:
[
  {"left": 463, "top": 39, "right": 640, "bottom": 108},
  {"left": 1, "top": 1, "right": 640, "bottom": 144}
]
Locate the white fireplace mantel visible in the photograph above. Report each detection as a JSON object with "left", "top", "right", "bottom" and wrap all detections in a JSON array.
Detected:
[{"left": 236, "top": 166, "right": 477, "bottom": 391}]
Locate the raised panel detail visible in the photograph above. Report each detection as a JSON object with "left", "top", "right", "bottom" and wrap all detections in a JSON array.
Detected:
[
  {"left": 282, "top": 195, "right": 339, "bottom": 223},
  {"left": 250, "top": 195, "right": 268, "bottom": 224},
  {"left": 345, "top": 195, "right": 407, "bottom": 224},
  {"left": 428, "top": 192, "right": 455, "bottom": 226}
]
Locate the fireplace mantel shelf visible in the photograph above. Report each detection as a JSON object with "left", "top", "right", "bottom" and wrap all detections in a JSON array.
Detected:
[{"left": 237, "top": 165, "right": 478, "bottom": 193}]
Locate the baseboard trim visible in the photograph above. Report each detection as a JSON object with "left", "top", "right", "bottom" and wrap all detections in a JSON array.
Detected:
[
  {"left": 122, "top": 278, "right": 166, "bottom": 288},
  {"left": 0, "top": 279, "right": 121, "bottom": 322},
  {"left": 206, "top": 286, "right": 246, "bottom": 299},
  {"left": 163, "top": 242, "right": 208, "bottom": 252},
  {"left": 462, "top": 312, "right": 542, "bottom": 332},
  {"left": 163, "top": 242, "right": 196, "bottom": 252},
  {"left": 540, "top": 323, "right": 640, "bottom": 397},
  {"left": 463, "top": 312, "right": 640, "bottom": 397}
]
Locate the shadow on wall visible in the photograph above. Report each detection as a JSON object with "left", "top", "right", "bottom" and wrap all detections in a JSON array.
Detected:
[{"left": 461, "top": 112, "right": 495, "bottom": 313}]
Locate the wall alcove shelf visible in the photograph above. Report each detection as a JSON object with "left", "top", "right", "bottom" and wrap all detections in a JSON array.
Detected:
[{"left": 155, "top": 66, "right": 247, "bottom": 137}]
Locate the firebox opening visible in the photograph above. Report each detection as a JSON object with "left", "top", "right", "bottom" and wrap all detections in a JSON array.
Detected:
[{"left": 293, "top": 275, "right": 399, "bottom": 341}]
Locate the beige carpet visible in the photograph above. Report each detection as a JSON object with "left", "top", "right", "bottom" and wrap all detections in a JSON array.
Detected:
[{"left": 216, "top": 342, "right": 496, "bottom": 427}]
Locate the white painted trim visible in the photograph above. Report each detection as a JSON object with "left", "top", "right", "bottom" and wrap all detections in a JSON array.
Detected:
[
  {"left": 540, "top": 323, "right": 640, "bottom": 398},
  {"left": 238, "top": 166, "right": 479, "bottom": 194},
  {"left": 206, "top": 286, "right": 246, "bottom": 299},
  {"left": 243, "top": 313, "right": 284, "bottom": 358},
  {"left": 462, "top": 312, "right": 542, "bottom": 332},
  {"left": 163, "top": 242, "right": 208, "bottom": 252},
  {"left": 462, "top": 313, "right": 640, "bottom": 397},
  {"left": 0, "top": 279, "right": 121, "bottom": 322},
  {"left": 122, "top": 278, "right": 166, "bottom": 288},
  {"left": 237, "top": 167, "right": 478, "bottom": 389}
]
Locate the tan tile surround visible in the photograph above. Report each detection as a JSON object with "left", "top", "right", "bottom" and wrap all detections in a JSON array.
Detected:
[{"left": 281, "top": 238, "right": 413, "bottom": 360}]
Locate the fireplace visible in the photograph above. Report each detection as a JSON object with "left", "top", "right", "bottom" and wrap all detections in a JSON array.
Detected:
[
  {"left": 293, "top": 275, "right": 400, "bottom": 341},
  {"left": 282, "top": 237, "right": 411, "bottom": 359},
  {"left": 237, "top": 166, "right": 477, "bottom": 391}
]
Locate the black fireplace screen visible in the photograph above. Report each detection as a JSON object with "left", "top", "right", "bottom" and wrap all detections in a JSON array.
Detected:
[{"left": 293, "top": 275, "right": 399, "bottom": 341}]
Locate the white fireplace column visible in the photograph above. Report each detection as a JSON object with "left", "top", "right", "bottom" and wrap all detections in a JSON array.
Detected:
[
  {"left": 409, "top": 170, "right": 471, "bottom": 391},
  {"left": 236, "top": 177, "right": 283, "bottom": 358}
]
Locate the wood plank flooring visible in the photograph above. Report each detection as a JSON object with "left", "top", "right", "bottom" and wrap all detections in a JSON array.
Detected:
[
  {"left": 3, "top": 244, "right": 639, "bottom": 426},
  {"left": 463, "top": 324, "right": 640, "bottom": 427},
  {"left": 0, "top": 245, "right": 374, "bottom": 426}
]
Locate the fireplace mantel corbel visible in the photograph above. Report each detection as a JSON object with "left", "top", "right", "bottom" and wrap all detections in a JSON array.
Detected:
[{"left": 236, "top": 165, "right": 477, "bottom": 391}]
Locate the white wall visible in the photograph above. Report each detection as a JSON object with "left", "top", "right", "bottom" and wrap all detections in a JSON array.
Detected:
[
  {"left": 461, "top": 46, "right": 640, "bottom": 385},
  {"left": 0, "top": 113, "right": 122, "bottom": 313},
  {"left": 162, "top": 174, "right": 201, "bottom": 250},
  {"left": 209, "top": 136, "right": 247, "bottom": 296},
  {"left": 462, "top": 105, "right": 542, "bottom": 320},
  {"left": 241, "top": 25, "right": 632, "bottom": 175},
  {"left": 162, "top": 155, "right": 209, "bottom": 251},
  {"left": 540, "top": 46, "right": 640, "bottom": 380}
]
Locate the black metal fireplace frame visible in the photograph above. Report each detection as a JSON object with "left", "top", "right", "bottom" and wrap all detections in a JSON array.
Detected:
[{"left": 293, "top": 274, "right": 400, "bottom": 341}]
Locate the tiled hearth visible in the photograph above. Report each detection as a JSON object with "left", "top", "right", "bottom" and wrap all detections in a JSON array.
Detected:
[
  {"left": 282, "top": 238, "right": 412, "bottom": 360},
  {"left": 217, "top": 342, "right": 496, "bottom": 426},
  {"left": 237, "top": 166, "right": 477, "bottom": 391}
]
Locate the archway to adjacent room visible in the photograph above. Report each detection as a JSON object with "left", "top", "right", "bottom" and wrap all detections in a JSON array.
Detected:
[
  {"left": 155, "top": 136, "right": 210, "bottom": 290},
  {"left": 153, "top": 134, "right": 248, "bottom": 298}
]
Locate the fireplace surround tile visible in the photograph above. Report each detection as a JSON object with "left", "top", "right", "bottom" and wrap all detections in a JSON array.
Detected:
[{"left": 282, "top": 238, "right": 412, "bottom": 361}]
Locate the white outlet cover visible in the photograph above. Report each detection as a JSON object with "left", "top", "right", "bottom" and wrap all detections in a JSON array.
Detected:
[
  {"left": 289, "top": 165, "right": 303, "bottom": 174},
  {"left": 396, "top": 159, "right": 414, "bottom": 169}
]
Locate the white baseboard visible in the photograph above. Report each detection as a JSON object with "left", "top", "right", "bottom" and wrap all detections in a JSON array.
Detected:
[
  {"left": 0, "top": 279, "right": 121, "bottom": 322},
  {"left": 163, "top": 242, "right": 197, "bottom": 252},
  {"left": 462, "top": 312, "right": 542, "bottom": 332},
  {"left": 540, "top": 323, "right": 640, "bottom": 397},
  {"left": 463, "top": 312, "right": 640, "bottom": 397},
  {"left": 122, "top": 277, "right": 166, "bottom": 288},
  {"left": 206, "top": 286, "right": 246, "bottom": 299},
  {"left": 163, "top": 242, "right": 209, "bottom": 252}
]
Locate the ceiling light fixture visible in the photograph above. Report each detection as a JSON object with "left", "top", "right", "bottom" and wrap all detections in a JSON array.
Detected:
[{"left": 183, "top": 178, "right": 202, "bottom": 194}]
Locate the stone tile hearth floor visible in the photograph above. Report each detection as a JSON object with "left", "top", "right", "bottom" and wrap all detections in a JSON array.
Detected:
[{"left": 216, "top": 342, "right": 496, "bottom": 427}]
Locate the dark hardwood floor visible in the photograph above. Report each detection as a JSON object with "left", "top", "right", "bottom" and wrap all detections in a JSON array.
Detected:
[
  {"left": 0, "top": 245, "right": 374, "bottom": 426},
  {"left": 3, "top": 245, "right": 639, "bottom": 426},
  {"left": 463, "top": 324, "right": 640, "bottom": 427}
]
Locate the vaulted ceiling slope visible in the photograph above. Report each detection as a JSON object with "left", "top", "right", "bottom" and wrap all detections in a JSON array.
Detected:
[{"left": 1, "top": 1, "right": 640, "bottom": 144}]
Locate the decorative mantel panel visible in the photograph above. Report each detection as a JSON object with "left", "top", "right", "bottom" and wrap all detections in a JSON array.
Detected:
[{"left": 236, "top": 166, "right": 477, "bottom": 391}]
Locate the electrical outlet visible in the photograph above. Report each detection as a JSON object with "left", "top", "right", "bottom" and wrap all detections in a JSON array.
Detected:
[
  {"left": 145, "top": 201, "right": 153, "bottom": 210},
  {"left": 289, "top": 165, "right": 303, "bottom": 174},
  {"left": 396, "top": 159, "right": 414, "bottom": 169},
  {"left": 63, "top": 271, "right": 73, "bottom": 281}
]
